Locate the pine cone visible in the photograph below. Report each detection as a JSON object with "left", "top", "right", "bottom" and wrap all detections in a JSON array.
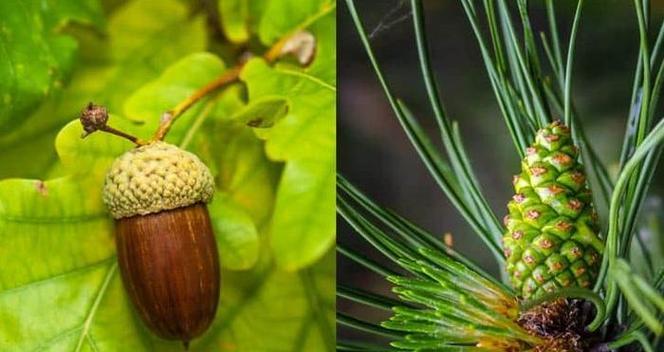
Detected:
[{"left": 503, "top": 121, "right": 604, "bottom": 298}]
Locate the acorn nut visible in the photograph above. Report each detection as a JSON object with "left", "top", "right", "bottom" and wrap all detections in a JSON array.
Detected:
[{"left": 103, "top": 141, "right": 220, "bottom": 347}]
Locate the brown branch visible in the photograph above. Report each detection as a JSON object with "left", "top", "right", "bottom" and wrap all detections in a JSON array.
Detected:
[
  {"left": 80, "top": 102, "right": 147, "bottom": 146},
  {"left": 152, "top": 30, "right": 315, "bottom": 141},
  {"left": 100, "top": 125, "right": 148, "bottom": 146},
  {"left": 153, "top": 65, "right": 243, "bottom": 141}
]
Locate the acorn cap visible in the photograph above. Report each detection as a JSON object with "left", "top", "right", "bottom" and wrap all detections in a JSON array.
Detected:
[{"left": 103, "top": 142, "right": 214, "bottom": 219}]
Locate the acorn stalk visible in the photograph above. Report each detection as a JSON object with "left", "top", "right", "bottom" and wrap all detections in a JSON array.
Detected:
[{"left": 102, "top": 141, "right": 220, "bottom": 345}]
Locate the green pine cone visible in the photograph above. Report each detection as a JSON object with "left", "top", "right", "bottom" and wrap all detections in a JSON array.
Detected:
[{"left": 503, "top": 121, "right": 604, "bottom": 299}]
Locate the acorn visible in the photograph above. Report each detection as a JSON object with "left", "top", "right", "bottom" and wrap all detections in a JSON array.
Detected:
[{"left": 102, "top": 141, "right": 220, "bottom": 347}]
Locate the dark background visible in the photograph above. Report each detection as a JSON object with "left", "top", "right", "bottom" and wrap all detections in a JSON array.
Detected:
[{"left": 337, "top": 0, "right": 664, "bottom": 343}]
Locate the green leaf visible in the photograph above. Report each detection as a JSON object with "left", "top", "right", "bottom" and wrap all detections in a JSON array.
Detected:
[
  {"left": 240, "top": 7, "right": 336, "bottom": 270},
  {"left": 212, "top": 124, "right": 280, "bottom": 227},
  {"left": 55, "top": 52, "right": 227, "bottom": 176},
  {"left": 208, "top": 85, "right": 247, "bottom": 122},
  {"left": 271, "top": 155, "right": 335, "bottom": 270},
  {"left": 40, "top": 0, "right": 105, "bottom": 30},
  {"left": 230, "top": 95, "right": 289, "bottom": 128},
  {"left": 0, "top": 129, "right": 63, "bottom": 179},
  {"left": 243, "top": 14, "right": 336, "bottom": 161},
  {"left": 208, "top": 194, "right": 260, "bottom": 270},
  {"left": 194, "top": 251, "right": 336, "bottom": 351},
  {"left": 0, "top": 0, "right": 104, "bottom": 132},
  {"left": 55, "top": 116, "right": 138, "bottom": 178},
  {"left": 0, "top": 177, "right": 120, "bottom": 351},
  {"left": 0, "top": 0, "right": 207, "bottom": 180},
  {"left": 123, "top": 52, "right": 226, "bottom": 128},
  {"left": 88, "top": 0, "right": 208, "bottom": 113},
  {"left": 0, "top": 174, "right": 334, "bottom": 351},
  {"left": 251, "top": 60, "right": 335, "bottom": 161},
  {"left": 218, "top": 0, "right": 250, "bottom": 43},
  {"left": 257, "top": 0, "right": 335, "bottom": 45},
  {"left": 0, "top": 177, "right": 113, "bottom": 293}
]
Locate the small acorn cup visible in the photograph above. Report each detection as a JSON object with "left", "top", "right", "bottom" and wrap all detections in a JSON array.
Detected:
[{"left": 82, "top": 104, "right": 221, "bottom": 347}]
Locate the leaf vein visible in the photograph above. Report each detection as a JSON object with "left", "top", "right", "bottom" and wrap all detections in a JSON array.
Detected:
[
  {"left": 0, "top": 257, "right": 114, "bottom": 296},
  {"left": 86, "top": 334, "right": 101, "bottom": 352},
  {"left": 300, "top": 270, "right": 334, "bottom": 351},
  {"left": 274, "top": 67, "right": 335, "bottom": 92},
  {"left": 74, "top": 263, "right": 117, "bottom": 352},
  {"left": 30, "top": 326, "right": 83, "bottom": 352},
  {"left": 0, "top": 213, "right": 107, "bottom": 224}
]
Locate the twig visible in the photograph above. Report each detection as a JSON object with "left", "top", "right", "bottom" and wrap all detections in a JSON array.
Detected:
[
  {"left": 153, "top": 65, "right": 243, "bottom": 141},
  {"left": 80, "top": 103, "right": 148, "bottom": 146},
  {"left": 153, "top": 30, "right": 315, "bottom": 141},
  {"left": 99, "top": 125, "right": 148, "bottom": 146},
  {"left": 80, "top": 29, "right": 316, "bottom": 146}
]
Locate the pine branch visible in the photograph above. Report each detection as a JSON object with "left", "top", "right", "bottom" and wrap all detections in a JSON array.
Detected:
[
  {"left": 598, "top": 118, "right": 664, "bottom": 321},
  {"left": 607, "top": 330, "right": 656, "bottom": 352},
  {"left": 337, "top": 340, "right": 392, "bottom": 352},
  {"left": 337, "top": 245, "right": 399, "bottom": 277},
  {"left": 610, "top": 260, "right": 663, "bottom": 335},
  {"left": 338, "top": 313, "right": 404, "bottom": 339},
  {"left": 342, "top": 0, "right": 664, "bottom": 349},
  {"left": 338, "top": 284, "right": 408, "bottom": 311},
  {"left": 345, "top": 0, "right": 506, "bottom": 263},
  {"left": 338, "top": 175, "right": 508, "bottom": 291}
]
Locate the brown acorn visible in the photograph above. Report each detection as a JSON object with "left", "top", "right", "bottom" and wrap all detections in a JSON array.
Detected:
[{"left": 103, "top": 141, "right": 220, "bottom": 346}]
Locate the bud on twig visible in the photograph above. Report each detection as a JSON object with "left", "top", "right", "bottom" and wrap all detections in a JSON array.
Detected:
[
  {"left": 78, "top": 103, "right": 146, "bottom": 146},
  {"left": 80, "top": 102, "right": 109, "bottom": 137},
  {"left": 279, "top": 31, "right": 317, "bottom": 66}
]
